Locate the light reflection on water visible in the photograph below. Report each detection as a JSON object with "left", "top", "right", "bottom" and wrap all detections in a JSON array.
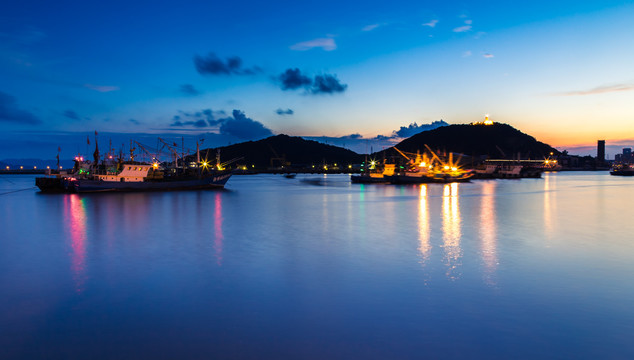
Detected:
[
  {"left": 480, "top": 181, "right": 497, "bottom": 285},
  {"left": 442, "top": 182, "right": 462, "bottom": 280},
  {"left": 1, "top": 173, "right": 634, "bottom": 359},
  {"left": 214, "top": 191, "right": 223, "bottom": 266},
  {"left": 65, "top": 195, "right": 87, "bottom": 293},
  {"left": 417, "top": 185, "right": 430, "bottom": 267},
  {"left": 543, "top": 172, "right": 555, "bottom": 238}
]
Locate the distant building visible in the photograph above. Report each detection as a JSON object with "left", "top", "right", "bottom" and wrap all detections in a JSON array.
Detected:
[
  {"left": 615, "top": 148, "right": 634, "bottom": 164},
  {"left": 597, "top": 140, "right": 605, "bottom": 166}
]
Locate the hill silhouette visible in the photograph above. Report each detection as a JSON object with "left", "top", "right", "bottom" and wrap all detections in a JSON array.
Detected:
[
  {"left": 378, "top": 123, "right": 559, "bottom": 160},
  {"left": 198, "top": 134, "right": 363, "bottom": 168}
]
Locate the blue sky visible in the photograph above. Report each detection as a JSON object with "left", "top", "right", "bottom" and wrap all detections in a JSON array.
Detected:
[{"left": 1, "top": 0, "right": 634, "bottom": 158}]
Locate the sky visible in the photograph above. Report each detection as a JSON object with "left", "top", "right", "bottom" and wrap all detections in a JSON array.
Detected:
[{"left": 1, "top": 0, "right": 634, "bottom": 159}]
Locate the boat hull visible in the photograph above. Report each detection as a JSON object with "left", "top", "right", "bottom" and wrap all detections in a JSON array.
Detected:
[
  {"left": 610, "top": 170, "right": 634, "bottom": 176},
  {"left": 386, "top": 173, "right": 473, "bottom": 184},
  {"left": 350, "top": 174, "right": 389, "bottom": 183},
  {"left": 70, "top": 173, "right": 231, "bottom": 192},
  {"left": 35, "top": 177, "right": 67, "bottom": 192},
  {"left": 37, "top": 172, "right": 232, "bottom": 193}
]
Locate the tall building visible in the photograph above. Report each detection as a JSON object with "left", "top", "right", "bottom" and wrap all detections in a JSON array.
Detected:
[{"left": 597, "top": 140, "right": 605, "bottom": 165}]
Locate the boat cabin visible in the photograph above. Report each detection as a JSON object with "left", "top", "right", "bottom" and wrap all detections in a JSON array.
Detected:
[{"left": 95, "top": 164, "right": 153, "bottom": 182}]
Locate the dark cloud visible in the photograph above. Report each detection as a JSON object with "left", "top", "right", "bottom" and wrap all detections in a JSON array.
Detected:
[
  {"left": 374, "top": 135, "right": 391, "bottom": 141},
  {"left": 275, "top": 108, "right": 294, "bottom": 115},
  {"left": 0, "top": 91, "right": 41, "bottom": 125},
  {"left": 193, "top": 119, "right": 208, "bottom": 127},
  {"left": 311, "top": 74, "right": 347, "bottom": 94},
  {"left": 219, "top": 110, "right": 273, "bottom": 140},
  {"left": 170, "top": 120, "right": 207, "bottom": 127},
  {"left": 301, "top": 121, "right": 447, "bottom": 153},
  {"left": 169, "top": 109, "right": 224, "bottom": 127},
  {"left": 276, "top": 69, "right": 347, "bottom": 94},
  {"left": 129, "top": 119, "right": 140, "bottom": 125},
  {"left": 63, "top": 109, "right": 80, "bottom": 120},
  {"left": 180, "top": 84, "right": 201, "bottom": 96},
  {"left": 194, "top": 53, "right": 262, "bottom": 76},
  {"left": 169, "top": 108, "right": 273, "bottom": 140},
  {"left": 393, "top": 120, "right": 449, "bottom": 138},
  {"left": 278, "top": 68, "right": 312, "bottom": 90},
  {"left": 303, "top": 134, "right": 397, "bottom": 154}
]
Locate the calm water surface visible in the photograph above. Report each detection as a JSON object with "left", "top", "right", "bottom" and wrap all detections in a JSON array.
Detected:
[{"left": 1, "top": 172, "right": 633, "bottom": 359}]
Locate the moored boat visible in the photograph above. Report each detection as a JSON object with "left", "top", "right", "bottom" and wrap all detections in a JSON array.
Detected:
[
  {"left": 36, "top": 135, "right": 235, "bottom": 193},
  {"left": 610, "top": 164, "right": 634, "bottom": 176},
  {"left": 351, "top": 163, "right": 395, "bottom": 184},
  {"left": 386, "top": 146, "right": 473, "bottom": 184}
]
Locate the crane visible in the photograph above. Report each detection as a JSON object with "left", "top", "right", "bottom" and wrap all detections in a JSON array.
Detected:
[{"left": 158, "top": 137, "right": 181, "bottom": 169}]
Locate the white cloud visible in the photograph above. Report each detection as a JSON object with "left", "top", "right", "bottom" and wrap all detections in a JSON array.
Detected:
[
  {"left": 554, "top": 83, "right": 634, "bottom": 96},
  {"left": 362, "top": 24, "right": 380, "bottom": 31},
  {"left": 453, "top": 25, "right": 472, "bottom": 32},
  {"left": 462, "top": 50, "right": 472, "bottom": 57},
  {"left": 483, "top": 53, "right": 494, "bottom": 58},
  {"left": 453, "top": 19, "right": 473, "bottom": 33},
  {"left": 422, "top": 19, "right": 438, "bottom": 28},
  {"left": 290, "top": 38, "right": 337, "bottom": 51}
]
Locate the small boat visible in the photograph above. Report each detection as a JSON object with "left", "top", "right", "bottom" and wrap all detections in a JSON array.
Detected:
[
  {"left": 610, "top": 164, "right": 634, "bottom": 176},
  {"left": 284, "top": 173, "right": 296, "bottom": 179},
  {"left": 350, "top": 164, "right": 395, "bottom": 184},
  {"left": 473, "top": 160, "right": 543, "bottom": 179}
]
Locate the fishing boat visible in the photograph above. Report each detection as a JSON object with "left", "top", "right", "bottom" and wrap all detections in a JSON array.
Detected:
[
  {"left": 36, "top": 135, "right": 236, "bottom": 193},
  {"left": 385, "top": 146, "right": 473, "bottom": 184}
]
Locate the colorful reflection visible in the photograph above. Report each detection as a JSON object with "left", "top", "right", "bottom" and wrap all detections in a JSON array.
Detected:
[
  {"left": 65, "top": 194, "right": 87, "bottom": 293},
  {"left": 214, "top": 192, "right": 224, "bottom": 266},
  {"left": 418, "top": 185, "right": 431, "bottom": 265},
  {"left": 479, "top": 181, "right": 498, "bottom": 285},
  {"left": 442, "top": 183, "right": 462, "bottom": 280}
]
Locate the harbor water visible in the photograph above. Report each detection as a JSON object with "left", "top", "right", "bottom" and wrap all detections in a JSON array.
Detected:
[{"left": 1, "top": 172, "right": 633, "bottom": 359}]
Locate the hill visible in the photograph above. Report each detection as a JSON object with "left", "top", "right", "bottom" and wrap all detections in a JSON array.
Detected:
[
  {"left": 198, "top": 134, "right": 363, "bottom": 168},
  {"left": 378, "top": 123, "right": 559, "bottom": 160}
]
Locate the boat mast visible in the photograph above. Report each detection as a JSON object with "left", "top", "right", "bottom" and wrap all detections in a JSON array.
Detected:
[{"left": 196, "top": 140, "right": 200, "bottom": 165}]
